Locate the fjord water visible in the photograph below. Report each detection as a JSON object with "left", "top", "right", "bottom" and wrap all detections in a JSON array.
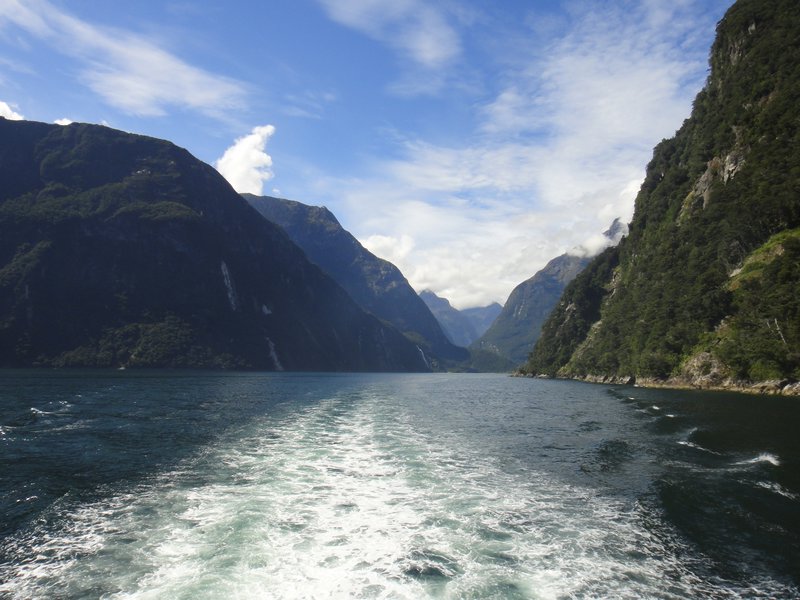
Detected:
[{"left": 1, "top": 372, "right": 798, "bottom": 599}]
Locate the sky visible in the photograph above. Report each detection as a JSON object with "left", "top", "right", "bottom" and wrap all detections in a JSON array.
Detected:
[{"left": 0, "top": 0, "right": 732, "bottom": 309}]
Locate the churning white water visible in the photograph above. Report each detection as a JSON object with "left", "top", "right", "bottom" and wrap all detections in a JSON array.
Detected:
[{"left": 1, "top": 373, "right": 797, "bottom": 598}]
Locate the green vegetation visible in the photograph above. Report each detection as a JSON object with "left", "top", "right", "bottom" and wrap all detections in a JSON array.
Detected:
[
  {"left": 0, "top": 119, "right": 431, "bottom": 371},
  {"left": 525, "top": 0, "right": 800, "bottom": 386},
  {"left": 714, "top": 230, "right": 800, "bottom": 380},
  {"left": 526, "top": 247, "right": 619, "bottom": 376}
]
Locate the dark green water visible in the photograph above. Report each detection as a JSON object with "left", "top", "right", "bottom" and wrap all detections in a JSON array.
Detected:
[{"left": 0, "top": 371, "right": 798, "bottom": 598}]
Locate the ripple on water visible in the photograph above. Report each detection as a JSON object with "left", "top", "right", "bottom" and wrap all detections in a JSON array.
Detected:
[{"left": 1, "top": 381, "right": 797, "bottom": 599}]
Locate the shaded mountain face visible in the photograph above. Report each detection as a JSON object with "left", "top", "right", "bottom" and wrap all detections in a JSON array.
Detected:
[
  {"left": 418, "top": 290, "right": 478, "bottom": 348},
  {"left": 526, "top": 0, "right": 800, "bottom": 388},
  {"left": 0, "top": 119, "right": 429, "bottom": 371},
  {"left": 243, "top": 194, "right": 469, "bottom": 367},
  {"left": 462, "top": 303, "right": 502, "bottom": 338},
  {"left": 474, "top": 254, "right": 590, "bottom": 366}
]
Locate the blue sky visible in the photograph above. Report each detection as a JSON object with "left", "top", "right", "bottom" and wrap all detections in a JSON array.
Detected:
[{"left": 0, "top": 0, "right": 731, "bottom": 308}]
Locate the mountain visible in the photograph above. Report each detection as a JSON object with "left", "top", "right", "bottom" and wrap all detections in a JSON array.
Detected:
[
  {"left": 474, "top": 219, "right": 625, "bottom": 366},
  {"left": 461, "top": 303, "right": 502, "bottom": 338},
  {"left": 418, "top": 290, "right": 478, "bottom": 347},
  {"left": 419, "top": 290, "right": 502, "bottom": 348},
  {"left": 525, "top": 0, "right": 800, "bottom": 393},
  {"left": 474, "top": 254, "right": 590, "bottom": 365},
  {"left": 243, "top": 194, "right": 468, "bottom": 367},
  {"left": 0, "top": 119, "right": 429, "bottom": 371}
]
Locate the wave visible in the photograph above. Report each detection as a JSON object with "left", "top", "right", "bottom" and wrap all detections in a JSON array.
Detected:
[
  {"left": 735, "top": 453, "right": 781, "bottom": 467},
  {"left": 755, "top": 481, "right": 798, "bottom": 500},
  {"left": 677, "top": 440, "right": 723, "bottom": 455}
]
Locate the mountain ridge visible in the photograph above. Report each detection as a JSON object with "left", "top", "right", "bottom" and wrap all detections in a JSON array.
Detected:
[
  {"left": 474, "top": 218, "right": 625, "bottom": 366},
  {"left": 0, "top": 118, "right": 430, "bottom": 371},
  {"left": 243, "top": 194, "right": 468, "bottom": 367},
  {"left": 524, "top": 0, "right": 800, "bottom": 394},
  {"left": 475, "top": 253, "right": 590, "bottom": 366},
  {"left": 418, "top": 290, "right": 478, "bottom": 348}
]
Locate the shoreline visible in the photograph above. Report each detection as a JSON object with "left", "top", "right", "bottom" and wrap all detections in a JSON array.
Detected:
[{"left": 515, "top": 372, "right": 800, "bottom": 397}]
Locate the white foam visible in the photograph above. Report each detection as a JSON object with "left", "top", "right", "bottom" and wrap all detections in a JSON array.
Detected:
[
  {"left": 755, "top": 481, "right": 798, "bottom": 500},
  {"left": 0, "top": 392, "right": 792, "bottom": 599},
  {"left": 677, "top": 440, "right": 723, "bottom": 455},
  {"left": 736, "top": 453, "right": 781, "bottom": 467}
]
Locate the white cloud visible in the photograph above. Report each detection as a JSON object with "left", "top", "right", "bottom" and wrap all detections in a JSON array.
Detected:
[
  {"left": 0, "top": 0, "right": 246, "bottom": 118},
  {"left": 282, "top": 90, "right": 337, "bottom": 119},
  {"left": 215, "top": 125, "right": 276, "bottom": 195},
  {"left": 0, "top": 100, "right": 23, "bottom": 120},
  {"left": 316, "top": 0, "right": 461, "bottom": 69},
  {"left": 361, "top": 233, "right": 415, "bottom": 266},
  {"left": 306, "top": 0, "right": 724, "bottom": 309},
  {"left": 54, "top": 117, "right": 72, "bottom": 125}
]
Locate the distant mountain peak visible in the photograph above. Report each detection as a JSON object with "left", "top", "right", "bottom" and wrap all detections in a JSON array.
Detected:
[
  {"left": 473, "top": 252, "right": 590, "bottom": 365},
  {"left": 244, "top": 194, "right": 468, "bottom": 367},
  {"left": 525, "top": 0, "right": 800, "bottom": 389},
  {"left": 568, "top": 217, "right": 629, "bottom": 258},
  {"left": 603, "top": 218, "right": 629, "bottom": 243}
]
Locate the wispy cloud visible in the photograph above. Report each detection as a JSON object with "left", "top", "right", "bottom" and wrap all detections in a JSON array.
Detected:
[
  {"left": 0, "top": 100, "right": 24, "bottom": 120},
  {"left": 282, "top": 90, "right": 337, "bottom": 120},
  {"left": 215, "top": 125, "right": 276, "bottom": 195},
  {"left": 313, "top": 0, "right": 724, "bottom": 308},
  {"left": 316, "top": 0, "right": 462, "bottom": 69},
  {"left": 0, "top": 0, "right": 246, "bottom": 119}
]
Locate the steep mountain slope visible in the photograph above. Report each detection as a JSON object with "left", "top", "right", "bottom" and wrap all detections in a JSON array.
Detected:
[
  {"left": 419, "top": 290, "right": 478, "bottom": 347},
  {"left": 525, "top": 0, "right": 800, "bottom": 391},
  {"left": 0, "top": 119, "right": 429, "bottom": 371},
  {"left": 475, "top": 220, "right": 624, "bottom": 366},
  {"left": 461, "top": 303, "right": 502, "bottom": 338},
  {"left": 475, "top": 254, "right": 590, "bottom": 365},
  {"left": 243, "top": 194, "right": 468, "bottom": 367}
]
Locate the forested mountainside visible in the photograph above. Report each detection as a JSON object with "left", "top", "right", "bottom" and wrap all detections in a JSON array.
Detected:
[
  {"left": 525, "top": 0, "right": 800, "bottom": 393},
  {"left": 244, "top": 194, "right": 468, "bottom": 368},
  {"left": 0, "top": 119, "right": 429, "bottom": 371}
]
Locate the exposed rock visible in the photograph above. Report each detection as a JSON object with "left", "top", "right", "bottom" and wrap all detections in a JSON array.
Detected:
[{"left": 680, "top": 352, "right": 729, "bottom": 388}]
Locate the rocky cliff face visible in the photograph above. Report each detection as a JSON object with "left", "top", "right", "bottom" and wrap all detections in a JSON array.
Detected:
[
  {"left": 243, "top": 194, "right": 468, "bottom": 367},
  {"left": 525, "top": 0, "right": 800, "bottom": 392},
  {"left": 0, "top": 119, "right": 429, "bottom": 371}
]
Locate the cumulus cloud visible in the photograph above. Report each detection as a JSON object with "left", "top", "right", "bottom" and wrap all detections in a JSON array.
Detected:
[
  {"left": 0, "top": 100, "right": 23, "bottom": 120},
  {"left": 0, "top": 0, "right": 246, "bottom": 118},
  {"left": 215, "top": 125, "right": 276, "bottom": 195},
  {"left": 54, "top": 117, "right": 72, "bottom": 125}
]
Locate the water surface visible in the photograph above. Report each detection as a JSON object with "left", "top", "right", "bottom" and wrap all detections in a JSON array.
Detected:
[{"left": 1, "top": 371, "right": 798, "bottom": 598}]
